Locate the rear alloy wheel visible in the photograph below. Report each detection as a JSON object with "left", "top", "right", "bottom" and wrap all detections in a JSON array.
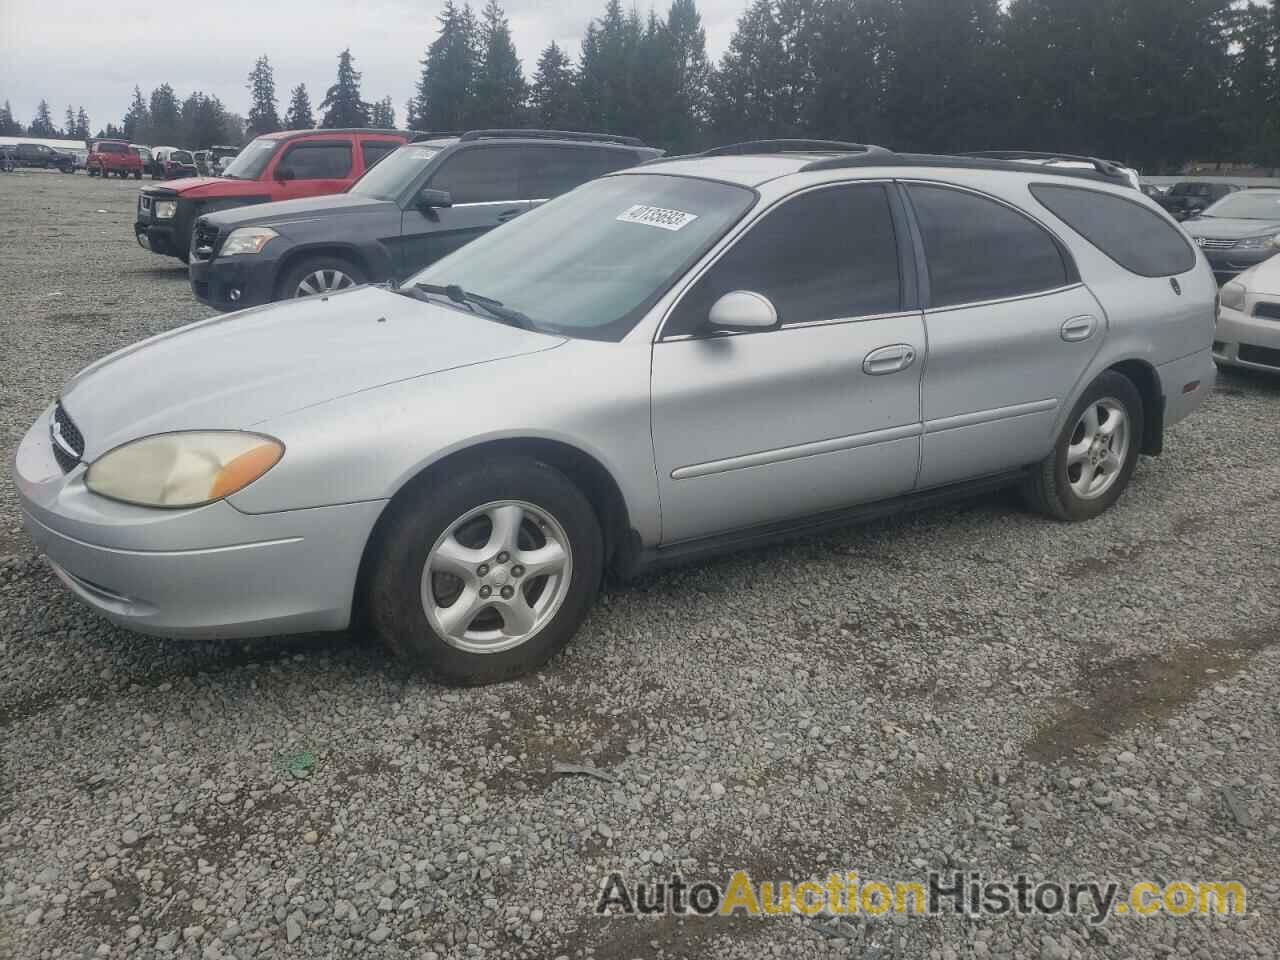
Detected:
[
  {"left": 368, "top": 457, "right": 603, "bottom": 684},
  {"left": 1022, "top": 370, "right": 1143, "bottom": 522},
  {"left": 280, "top": 256, "right": 366, "bottom": 301}
]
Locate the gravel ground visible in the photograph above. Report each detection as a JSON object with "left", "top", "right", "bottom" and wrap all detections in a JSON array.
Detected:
[{"left": 2, "top": 168, "right": 1279, "bottom": 960}]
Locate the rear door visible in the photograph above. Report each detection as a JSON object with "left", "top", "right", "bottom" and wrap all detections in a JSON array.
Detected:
[
  {"left": 398, "top": 145, "right": 527, "bottom": 273},
  {"left": 651, "top": 182, "right": 925, "bottom": 543},
  {"left": 270, "top": 139, "right": 354, "bottom": 201},
  {"left": 905, "top": 181, "right": 1104, "bottom": 489}
]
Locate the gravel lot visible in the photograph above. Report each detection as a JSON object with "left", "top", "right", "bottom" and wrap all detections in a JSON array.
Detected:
[{"left": 2, "top": 168, "right": 1280, "bottom": 960}]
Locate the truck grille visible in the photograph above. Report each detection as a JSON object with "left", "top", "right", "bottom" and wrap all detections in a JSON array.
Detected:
[
  {"left": 50, "top": 401, "right": 85, "bottom": 473},
  {"left": 192, "top": 221, "right": 220, "bottom": 261},
  {"left": 1253, "top": 301, "right": 1280, "bottom": 321},
  {"left": 1197, "top": 237, "right": 1237, "bottom": 250}
]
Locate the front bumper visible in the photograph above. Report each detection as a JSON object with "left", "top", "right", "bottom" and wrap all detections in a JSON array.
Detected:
[
  {"left": 189, "top": 253, "right": 278, "bottom": 311},
  {"left": 1215, "top": 304, "right": 1280, "bottom": 373},
  {"left": 1200, "top": 246, "right": 1277, "bottom": 282},
  {"left": 12, "top": 405, "right": 386, "bottom": 639}
]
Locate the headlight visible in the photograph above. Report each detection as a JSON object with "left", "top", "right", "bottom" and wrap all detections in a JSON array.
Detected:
[
  {"left": 1235, "top": 233, "right": 1280, "bottom": 250},
  {"left": 1219, "top": 281, "right": 1247, "bottom": 312},
  {"left": 154, "top": 200, "right": 177, "bottom": 219},
  {"left": 221, "top": 226, "right": 278, "bottom": 256},
  {"left": 85, "top": 431, "right": 284, "bottom": 508}
]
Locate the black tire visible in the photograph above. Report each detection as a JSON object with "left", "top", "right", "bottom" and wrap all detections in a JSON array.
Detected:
[
  {"left": 133, "top": 170, "right": 142, "bottom": 180},
  {"left": 367, "top": 457, "right": 604, "bottom": 685},
  {"left": 1022, "top": 370, "right": 1144, "bottom": 522},
  {"left": 88, "top": 166, "right": 98, "bottom": 177},
  {"left": 277, "top": 255, "right": 366, "bottom": 301}
]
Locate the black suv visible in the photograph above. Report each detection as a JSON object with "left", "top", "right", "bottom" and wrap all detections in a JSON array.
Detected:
[
  {"left": 189, "top": 129, "right": 661, "bottom": 311},
  {"left": 1155, "top": 181, "right": 1239, "bottom": 221},
  {"left": 12, "top": 142, "right": 76, "bottom": 173}
]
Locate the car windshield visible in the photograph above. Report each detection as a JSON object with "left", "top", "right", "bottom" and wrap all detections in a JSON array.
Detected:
[
  {"left": 406, "top": 173, "right": 756, "bottom": 341},
  {"left": 172, "top": 150, "right": 193, "bottom": 164},
  {"left": 349, "top": 145, "right": 442, "bottom": 200},
  {"left": 220, "top": 138, "right": 276, "bottom": 180},
  {"left": 1199, "top": 191, "right": 1280, "bottom": 220}
]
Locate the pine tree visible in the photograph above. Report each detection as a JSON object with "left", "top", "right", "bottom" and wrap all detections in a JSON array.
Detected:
[
  {"left": 75, "top": 106, "right": 90, "bottom": 140},
  {"left": 0, "top": 100, "right": 22, "bottom": 136},
  {"left": 29, "top": 99, "right": 58, "bottom": 137},
  {"left": 370, "top": 96, "right": 397, "bottom": 128},
  {"left": 123, "top": 86, "right": 149, "bottom": 142},
  {"left": 472, "top": 0, "right": 527, "bottom": 127},
  {"left": 663, "top": 0, "right": 711, "bottom": 150},
  {"left": 416, "top": 0, "right": 480, "bottom": 130},
  {"left": 64, "top": 105, "right": 76, "bottom": 138},
  {"left": 531, "top": 42, "right": 580, "bottom": 128},
  {"left": 246, "top": 55, "right": 282, "bottom": 135},
  {"left": 709, "top": 0, "right": 787, "bottom": 140},
  {"left": 181, "top": 91, "right": 230, "bottom": 148},
  {"left": 319, "top": 49, "right": 371, "bottom": 128},
  {"left": 149, "top": 84, "right": 181, "bottom": 145},
  {"left": 578, "top": 0, "right": 646, "bottom": 134},
  {"left": 284, "top": 84, "right": 315, "bottom": 130}
]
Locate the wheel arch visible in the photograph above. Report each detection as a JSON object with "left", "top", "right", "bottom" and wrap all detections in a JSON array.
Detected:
[
  {"left": 1106, "top": 358, "right": 1163, "bottom": 455},
  {"left": 273, "top": 243, "right": 386, "bottom": 299},
  {"left": 350, "top": 436, "right": 634, "bottom": 625}
]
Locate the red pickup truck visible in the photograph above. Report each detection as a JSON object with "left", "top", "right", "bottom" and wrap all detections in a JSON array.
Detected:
[
  {"left": 134, "top": 127, "right": 410, "bottom": 262},
  {"left": 88, "top": 140, "right": 143, "bottom": 179}
]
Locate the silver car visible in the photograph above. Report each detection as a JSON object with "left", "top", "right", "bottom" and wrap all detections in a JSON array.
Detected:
[{"left": 12, "top": 145, "right": 1217, "bottom": 683}]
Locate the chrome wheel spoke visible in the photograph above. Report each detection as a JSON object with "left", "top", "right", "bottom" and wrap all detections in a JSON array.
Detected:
[
  {"left": 1080, "top": 404, "right": 1100, "bottom": 442},
  {"left": 434, "top": 585, "right": 485, "bottom": 636},
  {"left": 497, "top": 594, "right": 537, "bottom": 635},
  {"left": 430, "top": 536, "right": 483, "bottom": 582},
  {"left": 515, "top": 540, "right": 567, "bottom": 579},
  {"left": 484, "top": 504, "right": 524, "bottom": 555},
  {"left": 1066, "top": 440, "right": 1090, "bottom": 467},
  {"left": 297, "top": 277, "right": 319, "bottom": 296},
  {"left": 1101, "top": 450, "right": 1124, "bottom": 474},
  {"left": 1072, "top": 461, "right": 1097, "bottom": 495}
]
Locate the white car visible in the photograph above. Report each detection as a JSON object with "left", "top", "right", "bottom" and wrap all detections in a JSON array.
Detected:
[{"left": 1216, "top": 258, "right": 1280, "bottom": 373}]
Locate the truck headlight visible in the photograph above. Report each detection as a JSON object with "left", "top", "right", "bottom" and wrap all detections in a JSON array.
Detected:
[
  {"left": 1219, "top": 281, "right": 1247, "bottom": 312},
  {"left": 154, "top": 200, "right": 177, "bottom": 219},
  {"left": 85, "top": 431, "right": 284, "bottom": 508},
  {"left": 221, "top": 226, "right": 279, "bottom": 256}
]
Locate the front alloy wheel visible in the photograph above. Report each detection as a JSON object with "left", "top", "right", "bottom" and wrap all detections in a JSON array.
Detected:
[{"left": 295, "top": 268, "right": 356, "bottom": 297}]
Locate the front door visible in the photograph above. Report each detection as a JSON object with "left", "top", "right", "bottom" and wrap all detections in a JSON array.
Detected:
[
  {"left": 651, "top": 183, "right": 925, "bottom": 544},
  {"left": 904, "top": 182, "right": 1106, "bottom": 489}
]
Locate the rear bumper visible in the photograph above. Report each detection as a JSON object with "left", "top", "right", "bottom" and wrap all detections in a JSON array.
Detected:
[
  {"left": 1157, "top": 347, "right": 1216, "bottom": 429},
  {"left": 1215, "top": 305, "right": 1280, "bottom": 373}
]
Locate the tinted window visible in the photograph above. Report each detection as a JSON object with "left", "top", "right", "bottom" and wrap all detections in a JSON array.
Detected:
[
  {"left": 350, "top": 145, "right": 441, "bottom": 200},
  {"left": 280, "top": 142, "right": 352, "bottom": 179},
  {"left": 519, "top": 146, "right": 638, "bottom": 200},
  {"left": 362, "top": 141, "right": 397, "bottom": 170},
  {"left": 172, "top": 151, "right": 193, "bottom": 164},
  {"left": 908, "top": 185, "right": 1069, "bottom": 308},
  {"left": 1031, "top": 183, "right": 1196, "bottom": 277},
  {"left": 667, "top": 184, "right": 901, "bottom": 336},
  {"left": 427, "top": 147, "right": 519, "bottom": 203},
  {"left": 99, "top": 142, "right": 126, "bottom": 154},
  {"left": 221, "top": 137, "right": 277, "bottom": 180}
]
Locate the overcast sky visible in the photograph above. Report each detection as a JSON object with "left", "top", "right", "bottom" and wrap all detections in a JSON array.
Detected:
[{"left": 0, "top": 0, "right": 742, "bottom": 135}]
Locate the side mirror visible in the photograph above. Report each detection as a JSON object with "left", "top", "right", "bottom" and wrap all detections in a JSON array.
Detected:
[
  {"left": 706, "top": 290, "right": 779, "bottom": 334},
  {"left": 275, "top": 167, "right": 296, "bottom": 182},
  {"left": 417, "top": 188, "right": 453, "bottom": 210}
]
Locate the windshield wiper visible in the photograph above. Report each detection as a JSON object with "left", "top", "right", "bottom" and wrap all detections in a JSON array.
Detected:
[{"left": 411, "top": 283, "right": 536, "bottom": 331}]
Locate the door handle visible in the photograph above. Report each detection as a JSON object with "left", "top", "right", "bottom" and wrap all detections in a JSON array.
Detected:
[
  {"left": 496, "top": 208, "right": 523, "bottom": 222},
  {"left": 862, "top": 344, "right": 917, "bottom": 376},
  {"left": 1060, "top": 315, "right": 1097, "bottom": 342}
]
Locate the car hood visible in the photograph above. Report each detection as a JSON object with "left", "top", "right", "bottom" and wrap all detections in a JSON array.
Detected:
[
  {"left": 144, "top": 176, "right": 259, "bottom": 198},
  {"left": 60, "top": 286, "right": 566, "bottom": 459},
  {"left": 1182, "top": 217, "right": 1280, "bottom": 239},
  {"left": 204, "top": 193, "right": 389, "bottom": 230}
]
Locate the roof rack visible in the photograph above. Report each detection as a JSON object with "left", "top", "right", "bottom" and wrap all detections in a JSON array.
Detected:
[
  {"left": 801, "top": 150, "right": 1132, "bottom": 186},
  {"left": 457, "top": 129, "right": 646, "bottom": 147},
  {"left": 410, "top": 130, "right": 467, "bottom": 143},
  {"left": 961, "top": 150, "right": 1128, "bottom": 179},
  {"left": 700, "top": 139, "right": 893, "bottom": 158}
]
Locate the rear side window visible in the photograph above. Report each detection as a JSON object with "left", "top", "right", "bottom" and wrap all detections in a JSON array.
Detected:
[
  {"left": 1031, "top": 183, "right": 1195, "bottom": 277},
  {"left": 666, "top": 183, "right": 901, "bottom": 336},
  {"left": 361, "top": 141, "right": 397, "bottom": 170},
  {"left": 280, "top": 142, "right": 353, "bottom": 179},
  {"left": 428, "top": 147, "right": 519, "bottom": 203},
  {"left": 908, "top": 185, "right": 1070, "bottom": 308},
  {"left": 519, "top": 146, "right": 638, "bottom": 200}
]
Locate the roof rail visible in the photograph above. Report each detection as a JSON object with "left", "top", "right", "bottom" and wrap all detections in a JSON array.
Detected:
[
  {"left": 410, "top": 130, "right": 467, "bottom": 143},
  {"left": 457, "top": 129, "right": 646, "bottom": 147},
  {"left": 961, "top": 150, "right": 1128, "bottom": 179},
  {"left": 701, "top": 139, "right": 893, "bottom": 158},
  {"left": 801, "top": 150, "right": 1132, "bottom": 186}
]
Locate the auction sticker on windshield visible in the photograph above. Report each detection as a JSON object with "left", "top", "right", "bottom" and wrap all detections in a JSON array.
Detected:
[{"left": 617, "top": 204, "right": 698, "bottom": 231}]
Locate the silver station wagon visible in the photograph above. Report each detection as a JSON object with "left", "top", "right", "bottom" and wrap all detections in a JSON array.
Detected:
[{"left": 13, "top": 141, "right": 1216, "bottom": 684}]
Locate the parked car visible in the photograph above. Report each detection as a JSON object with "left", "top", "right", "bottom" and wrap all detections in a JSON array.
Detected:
[
  {"left": 87, "top": 140, "right": 142, "bottom": 179},
  {"left": 131, "top": 145, "right": 158, "bottom": 178},
  {"left": 193, "top": 150, "right": 211, "bottom": 176},
  {"left": 0, "top": 146, "right": 16, "bottom": 172},
  {"left": 151, "top": 146, "right": 198, "bottom": 180},
  {"left": 207, "top": 145, "right": 240, "bottom": 175},
  {"left": 190, "top": 130, "right": 661, "bottom": 311},
  {"left": 1181, "top": 188, "right": 1280, "bottom": 282},
  {"left": 14, "top": 143, "right": 1215, "bottom": 683},
  {"left": 70, "top": 147, "right": 89, "bottom": 171},
  {"left": 14, "top": 142, "right": 77, "bottom": 173},
  {"left": 1215, "top": 258, "right": 1280, "bottom": 373},
  {"left": 1155, "top": 181, "right": 1238, "bottom": 220},
  {"left": 135, "top": 128, "right": 411, "bottom": 263}
]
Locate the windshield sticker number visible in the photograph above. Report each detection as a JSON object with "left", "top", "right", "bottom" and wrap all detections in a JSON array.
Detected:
[{"left": 617, "top": 204, "right": 698, "bottom": 231}]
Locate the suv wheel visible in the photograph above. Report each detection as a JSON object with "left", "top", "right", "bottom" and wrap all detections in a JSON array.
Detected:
[
  {"left": 1022, "top": 370, "right": 1143, "bottom": 522},
  {"left": 280, "top": 256, "right": 366, "bottom": 300},
  {"left": 367, "top": 457, "right": 603, "bottom": 684}
]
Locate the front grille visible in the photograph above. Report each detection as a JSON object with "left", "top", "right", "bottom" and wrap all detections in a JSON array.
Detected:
[
  {"left": 1197, "top": 237, "right": 1237, "bottom": 250},
  {"left": 1238, "top": 344, "right": 1280, "bottom": 368},
  {"left": 192, "top": 221, "right": 220, "bottom": 261},
  {"left": 51, "top": 401, "right": 85, "bottom": 473},
  {"left": 1253, "top": 301, "right": 1280, "bottom": 321}
]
